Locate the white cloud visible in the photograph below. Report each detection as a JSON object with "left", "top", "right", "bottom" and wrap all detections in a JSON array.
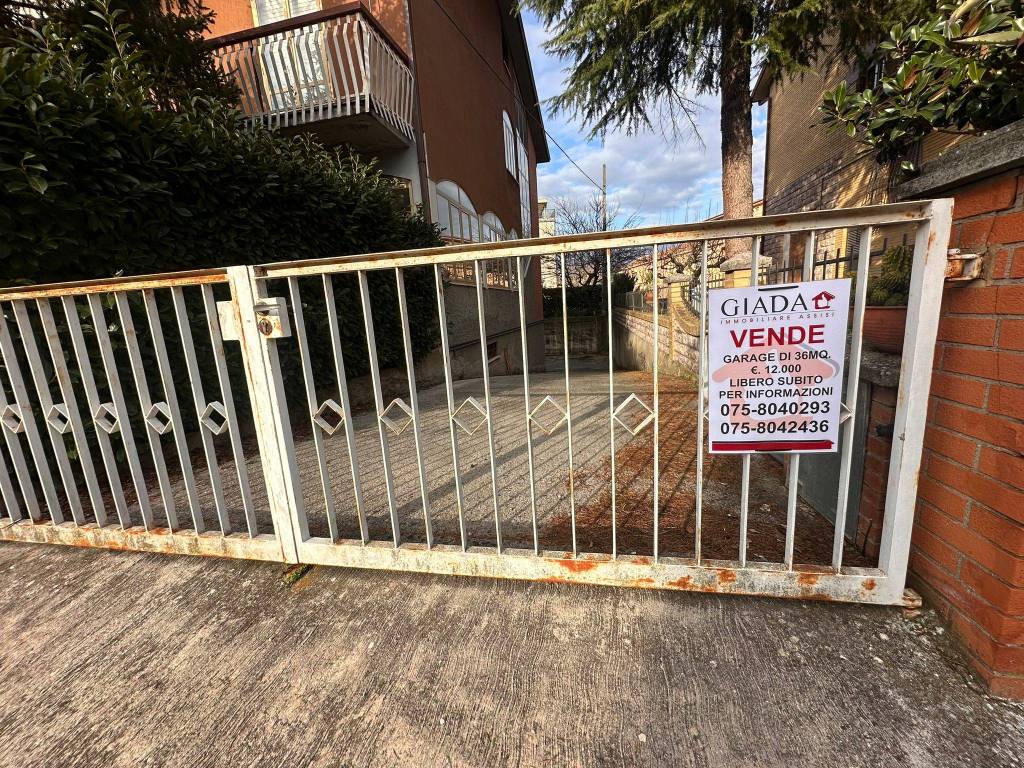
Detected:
[{"left": 523, "top": 12, "right": 767, "bottom": 228}]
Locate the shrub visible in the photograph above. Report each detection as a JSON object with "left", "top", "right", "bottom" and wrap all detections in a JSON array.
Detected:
[
  {"left": 0, "top": 2, "right": 443, "bottom": 382},
  {"left": 821, "top": 0, "right": 1024, "bottom": 168},
  {"left": 867, "top": 245, "right": 913, "bottom": 306}
]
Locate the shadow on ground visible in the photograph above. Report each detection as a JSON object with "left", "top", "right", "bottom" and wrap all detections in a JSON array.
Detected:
[{"left": 0, "top": 543, "right": 1020, "bottom": 768}]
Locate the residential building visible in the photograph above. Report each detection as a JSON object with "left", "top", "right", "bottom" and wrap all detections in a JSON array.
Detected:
[
  {"left": 753, "top": 57, "right": 963, "bottom": 268},
  {"left": 204, "top": 0, "right": 550, "bottom": 374}
]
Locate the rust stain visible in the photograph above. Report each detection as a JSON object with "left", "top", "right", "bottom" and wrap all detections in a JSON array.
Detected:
[
  {"left": 558, "top": 559, "right": 600, "bottom": 573},
  {"left": 668, "top": 576, "right": 693, "bottom": 589},
  {"left": 717, "top": 569, "right": 737, "bottom": 584},
  {"left": 630, "top": 577, "right": 656, "bottom": 587},
  {"left": 797, "top": 572, "right": 820, "bottom": 586},
  {"left": 862, "top": 578, "right": 877, "bottom": 592}
]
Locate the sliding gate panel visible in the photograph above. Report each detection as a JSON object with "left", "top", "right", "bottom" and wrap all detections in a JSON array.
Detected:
[
  {"left": 248, "top": 200, "right": 952, "bottom": 605},
  {"left": 0, "top": 200, "right": 952, "bottom": 604}
]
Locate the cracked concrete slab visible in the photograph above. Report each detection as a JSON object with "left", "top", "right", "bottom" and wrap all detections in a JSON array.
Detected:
[{"left": 0, "top": 542, "right": 1021, "bottom": 768}]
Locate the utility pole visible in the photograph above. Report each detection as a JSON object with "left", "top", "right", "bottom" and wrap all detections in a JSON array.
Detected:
[{"left": 601, "top": 162, "right": 608, "bottom": 232}]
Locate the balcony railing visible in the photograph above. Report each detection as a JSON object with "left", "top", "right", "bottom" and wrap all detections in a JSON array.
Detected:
[{"left": 208, "top": 3, "right": 414, "bottom": 142}]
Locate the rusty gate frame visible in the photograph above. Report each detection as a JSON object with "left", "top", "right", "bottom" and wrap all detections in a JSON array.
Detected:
[{"left": 0, "top": 200, "right": 953, "bottom": 605}]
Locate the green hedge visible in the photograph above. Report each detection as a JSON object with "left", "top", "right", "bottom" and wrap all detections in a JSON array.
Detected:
[
  {"left": 0, "top": 3, "right": 444, "bottom": 467},
  {"left": 0, "top": 4, "right": 442, "bottom": 384}
]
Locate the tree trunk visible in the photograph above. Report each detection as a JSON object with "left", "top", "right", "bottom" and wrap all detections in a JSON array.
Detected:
[{"left": 719, "top": 4, "right": 754, "bottom": 259}]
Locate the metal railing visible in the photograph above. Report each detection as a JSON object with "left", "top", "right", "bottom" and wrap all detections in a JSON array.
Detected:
[
  {"left": 209, "top": 4, "right": 414, "bottom": 140},
  {"left": 0, "top": 201, "right": 953, "bottom": 605}
]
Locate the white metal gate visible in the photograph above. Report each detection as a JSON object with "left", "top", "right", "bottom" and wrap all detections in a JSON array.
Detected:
[{"left": 0, "top": 201, "right": 953, "bottom": 605}]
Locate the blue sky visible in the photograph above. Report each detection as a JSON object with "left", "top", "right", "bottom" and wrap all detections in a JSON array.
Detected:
[{"left": 522, "top": 11, "right": 768, "bottom": 228}]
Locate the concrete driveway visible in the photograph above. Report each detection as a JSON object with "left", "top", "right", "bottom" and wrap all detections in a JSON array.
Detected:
[{"left": 0, "top": 541, "right": 1021, "bottom": 768}]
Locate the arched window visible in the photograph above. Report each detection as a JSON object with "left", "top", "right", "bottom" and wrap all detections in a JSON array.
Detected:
[
  {"left": 436, "top": 180, "right": 479, "bottom": 244},
  {"left": 435, "top": 183, "right": 516, "bottom": 289},
  {"left": 480, "top": 212, "right": 505, "bottom": 243}
]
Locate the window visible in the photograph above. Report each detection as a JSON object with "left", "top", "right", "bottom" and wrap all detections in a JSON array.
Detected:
[
  {"left": 502, "top": 111, "right": 516, "bottom": 177},
  {"left": 515, "top": 105, "right": 531, "bottom": 237},
  {"left": 436, "top": 180, "right": 478, "bottom": 243},
  {"left": 435, "top": 182, "right": 517, "bottom": 289}
]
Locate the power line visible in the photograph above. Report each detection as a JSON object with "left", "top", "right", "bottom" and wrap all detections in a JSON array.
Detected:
[{"left": 423, "top": 0, "right": 604, "bottom": 194}]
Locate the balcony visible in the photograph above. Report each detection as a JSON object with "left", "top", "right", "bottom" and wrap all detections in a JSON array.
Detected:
[{"left": 209, "top": 3, "right": 414, "bottom": 151}]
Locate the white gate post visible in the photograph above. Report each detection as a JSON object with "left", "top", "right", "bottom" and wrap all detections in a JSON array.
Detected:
[
  {"left": 877, "top": 198, "right": 954, "bottom": 602},
  {"left": 226, "top": 266, "right": 306, "bottom": 564}
]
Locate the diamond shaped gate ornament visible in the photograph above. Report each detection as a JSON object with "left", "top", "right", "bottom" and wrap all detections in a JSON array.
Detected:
[
  {"left": 144, "top": 402, "right": 173, "bottom": 435},
  {"left": 92, "top": 402, "right": 120, "bottom": 435},
  {"left": 313, "top": 399, "right": 345, "bottom": 436},
  {"left": 380, "top": 398, "right": 414, "bottom": 435},
  {"left": 528, "top": 395, "right": 567, "bottom": 435},
  {"left": 45, "top": 404, "right": 72, "bottom": 435},
  {"left": 200, "top": 401, "right": 229, "bottom": 436},
  {"left": 613, "top": 393, "right": 655, "bottom": 436},
  {"left": 1, "top": 404, "right": 25, "bottom": 435},
  {"left": 452, "top": 396, "right": 487, "bottom": 436}
]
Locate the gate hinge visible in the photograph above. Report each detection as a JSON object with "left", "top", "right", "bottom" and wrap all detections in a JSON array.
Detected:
[
  {"left": 945, "top": 249, "right": 983, "bottom": 282},
  {"left": 217, "top": 297, "right": 291, "bottom": 341}
]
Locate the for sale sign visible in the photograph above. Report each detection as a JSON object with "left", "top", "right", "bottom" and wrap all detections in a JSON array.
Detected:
[{"left": 707, "top": 279, "right": 850, "bottom": 454}]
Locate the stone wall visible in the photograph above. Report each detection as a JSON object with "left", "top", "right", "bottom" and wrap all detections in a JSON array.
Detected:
[{"left": 611, "top": 302, "right": 700, "bottom": 378}]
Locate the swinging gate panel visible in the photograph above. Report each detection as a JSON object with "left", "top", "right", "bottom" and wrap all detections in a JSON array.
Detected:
[{"left": 0, "top": 201, "right": 953, "bottom": 605}]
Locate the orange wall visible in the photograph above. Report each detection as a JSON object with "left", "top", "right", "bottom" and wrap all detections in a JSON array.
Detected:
[
  {"left": 412, "top": 0, "right": 534, "bottom": 238},
  {"left": 204, "top": 0, "right": 253, "bottom": 36},
  {"left": 203, "top": 0, "right": 409, "bottom": 55}
]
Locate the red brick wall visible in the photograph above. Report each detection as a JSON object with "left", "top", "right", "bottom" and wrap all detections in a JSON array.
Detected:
[{"left": 908, "top": 168, "right": 1024, "bottom": 698}]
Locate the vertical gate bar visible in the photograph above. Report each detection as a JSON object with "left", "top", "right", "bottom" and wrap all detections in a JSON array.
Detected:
[
  {"left": 0, "top": 367, "right": 40, "bottom": 522},
  {"left": 652, "top": 243, "right": 660, "bottom": 561},
  {"left": 323, "top": 275, "right": 369, "bottom": 544},
  {"left": 878, "top": 202, "right": 953, "bottom": 600},
  {"left": 606, "top": 247, "right": 617, "bottom": 559},
  {"left": 434, "top": 266, "right": 469, "bottom": 550},
  {"left": 225, "top": 266, "right": 303, "bottom": 563},
  {"left": 201, "top": 286, "right": 258, "bottom": 537},
  {"left": 832, "top": 226, "right": 873, "bottom": 570},
  {"left": 0, "top": 442, "right": 20, "bottom": 522},
  {"left": 475, "top": 261, "right": 503, "bottom": 553},
  {"left": 395, "top": 268, "right": 434, "bottom": 549},
  {"left": 560, "top": 253, "right": 578, "bottom": 556},
  {"left": 738, "top": 236, "right": 761, "bottom": 565},
  {"left": 11, "top": 302, "right": 84, "bottom": 523},
  {"left": 695, "top": 241, "right": 709, "bottom": 564},
  {"left": 113, "top": 293, "right": 177, "bottom": 529},
  {"left": 0, "top": 306, "right": 64, "bottom": 523},
  {"left": 357, "top": 271, "right": 402, "bottom": 547},
  {"left": 142, "top": 290, "right": 205, "bottom": 533},
  {"left": 783, "top": 230, "right": 817, "bottom": 568},
  {"left": 36, "top": 299, "right": 105, "bottom": 525},
  {"left": 287, "top": 277, "right": 341, "bottom": 541},
  {"left": 87, "top": 294, "right": 154, "bottom": 529},
  {"left": 169, "top": 287, "right": 230, "bottom": 535},
  {"left": 62, "top": 297, "right": 128, "bottom": 528},
  {"left": 514, "top": 256, "right": 539, "bottom": 554}
]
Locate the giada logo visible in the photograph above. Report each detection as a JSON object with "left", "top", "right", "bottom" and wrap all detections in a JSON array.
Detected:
[{"left": 719, "top": 287, "right": 815, "bottom": 317}]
